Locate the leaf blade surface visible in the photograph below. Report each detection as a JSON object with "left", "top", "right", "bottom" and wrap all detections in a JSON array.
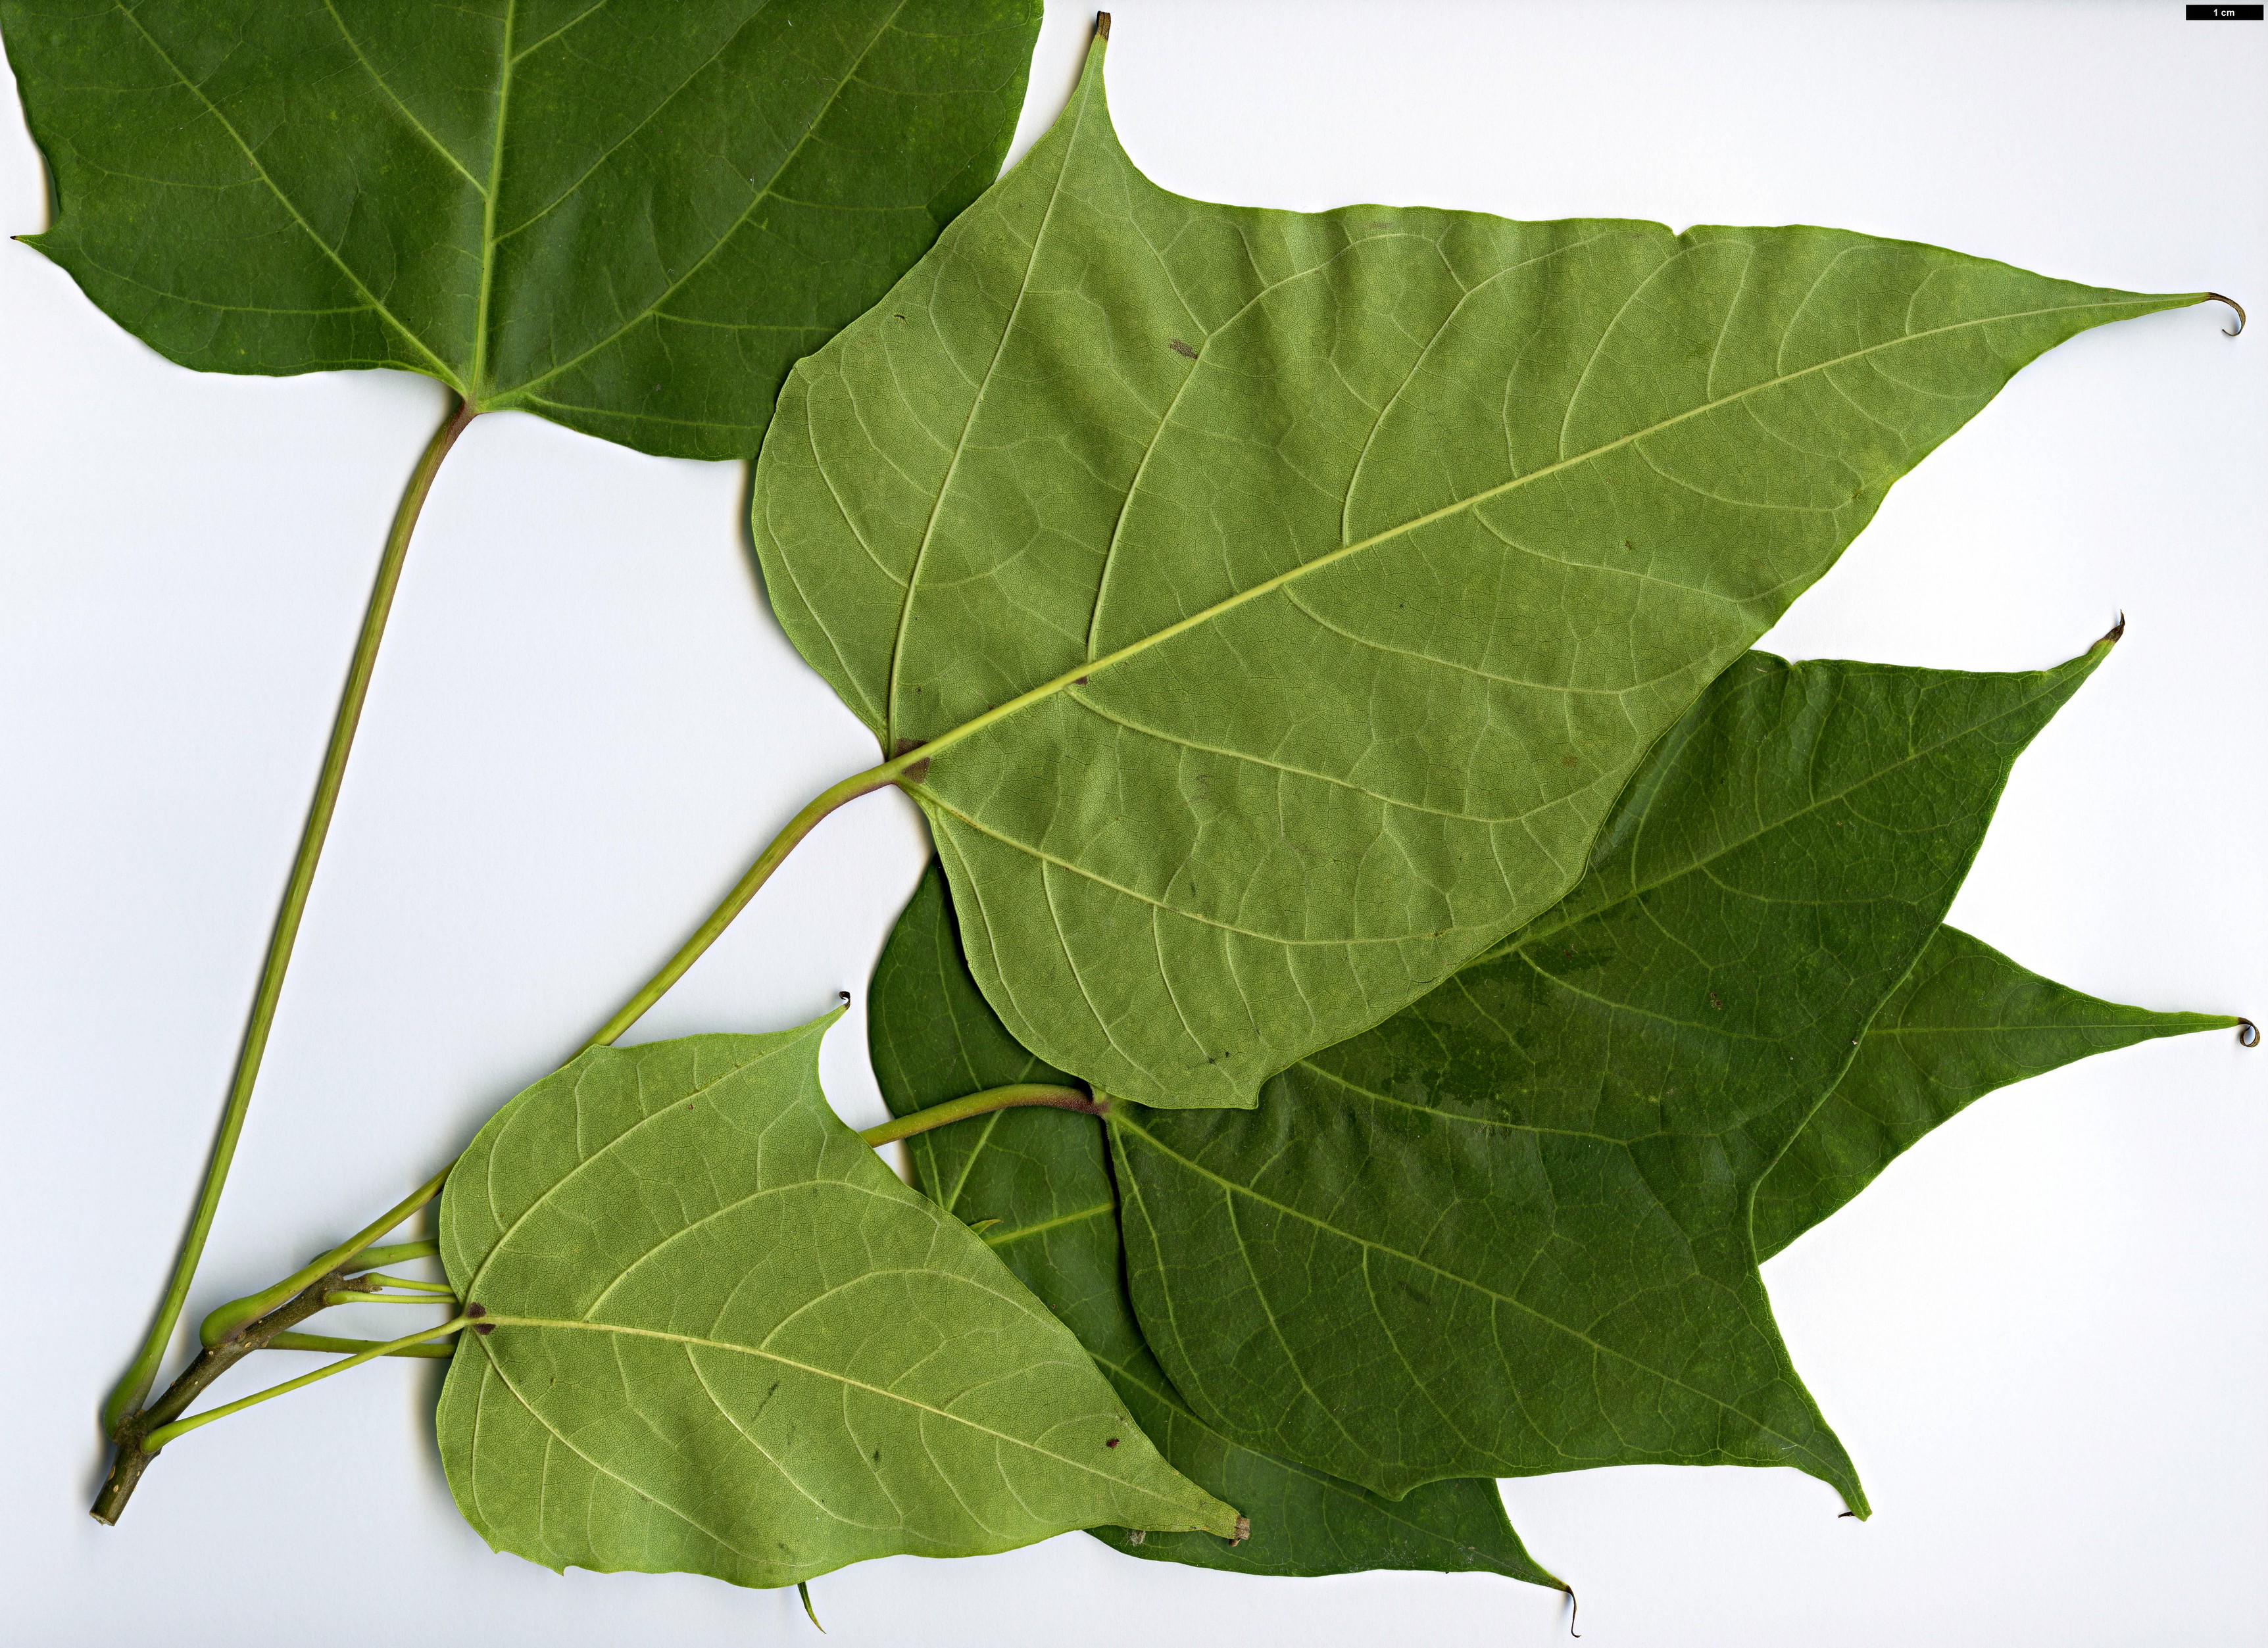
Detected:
[
  {"left": 1112, "top": 641, "right": 2114, "bottom": 1501},
  {"left": 872, "top": 861, "right": 1560, "bottom": 1584},
  {"left": 1754, "top": 925, "right": 2238, "bottom": 1259},
  {"left": 3, "top": 0, "right": 1043, "bottom": 456},
  {"left": 435, "top": 1011, "right": 1236, "bottom": 1589},
  {"left": 754, "top": 28, "right": 2206, "bottom": 1107}
]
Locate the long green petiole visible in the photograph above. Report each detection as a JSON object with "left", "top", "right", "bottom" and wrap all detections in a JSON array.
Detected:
[
  {"left": 581, "top": 747, "right": 932, "bottom": 1050},
  {"left": 858, "top": 1084, "right": 1104, "bottom": 1148},
  {"left": 103, "top": 397, "right": 478, "bottom": 1437},
  {"left": 143, "top": 1317, "right": 472, "bottom": 1451},
  {"left": 349, "top": 1240, "right": 439, "bottom": 1270},
  {"left": 344, "top": 1273, "right": 456, "bottom": 1295},
  {"left": 266, "top": 1330, "right": 456, "bottom": 1359},
  {"left": 199, "top": 1165, "right": 451, "bottom": 1347}
]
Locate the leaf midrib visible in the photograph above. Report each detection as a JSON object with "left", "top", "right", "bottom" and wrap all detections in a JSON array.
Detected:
[
  {"left": 897, "top": 298, "right": 2163, "bottom": 779},
  {"left": 468, "top": 0, "right": 518, "bottom": 391},
  {"left": 483, "top": 1311, "right": 1210, "bottom": 1511}
]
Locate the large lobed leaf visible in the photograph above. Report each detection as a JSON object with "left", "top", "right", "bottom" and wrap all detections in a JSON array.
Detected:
[
  {"left": 3, "top": 0, "right": 1042, "bottom": 457},
  {"left": 1112, "top": 639, "right": 2127, "bottom": 1503},
  {"left": 868, "top": 774, "right": 2231, "bottom": 1572},
  {"left": 755, "top": 24, "right": 2208, "bottom": 1110},
  {"left": 872, "top": 861, "right": 1561, "bottom": 1586},
  {"left": 435, "top": 1013, "right": 1237, "bottom": 1590}
]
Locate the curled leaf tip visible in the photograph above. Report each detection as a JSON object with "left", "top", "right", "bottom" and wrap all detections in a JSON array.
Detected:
[
  {"left": 2104, "top": 610, "right": 2127, "bottom": 645},
  {"left": 2238, "top": 1018, "right": 2259, "bottom": 1049},
  {"left": 2206, "top": 292, "right": 2244, "bottom": 336}
]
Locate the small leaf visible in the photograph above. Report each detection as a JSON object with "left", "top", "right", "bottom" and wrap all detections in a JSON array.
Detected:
[
  {"left": 1112, "top": 639, "right": 2115, "bottom": 1503},
  {"left": 1754, "top": 925, "right": 2238, "bottom": 1260},
  {"left": 435, "top": 1011, "right": 1237, "bottom": 1589},
  {"left": 754, "top": 27, "right": 2209, "bottom": 1108},
  {"left": 1, "top": 0, "right": 1043, "bottom": 457},
  {"left": 872, "top": 863, "right": 1564, "bottom": 1586}
]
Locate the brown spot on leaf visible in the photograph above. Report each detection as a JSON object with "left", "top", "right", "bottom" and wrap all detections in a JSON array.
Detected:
[
  {"left": 893, "top": 737, "right": 926, "bottom": 756},
  {"left": 1106, "top": 1436, "right": 1120, "bottom": 1448},
  {"left": 1168, "top": 337, "right": 1198, "bottom": 360},
  {"left": 902, "top": 756, "right": 931, "bottom": 784}
]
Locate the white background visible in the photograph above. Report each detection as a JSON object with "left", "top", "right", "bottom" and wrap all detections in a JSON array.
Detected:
[{"left": 2, "top": 2, "right": 2259, "bottom": 1643}]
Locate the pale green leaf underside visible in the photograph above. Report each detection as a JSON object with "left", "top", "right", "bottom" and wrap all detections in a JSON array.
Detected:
[
  {"left": 3, "top": 0, "right": 1040, "bottom": 458},
  {"left": 753, "top": 29, "right": 2204, "bottom": 1108},
  {"left": 435, "top": 1015, "right": 1236, "bottom": 1590},
  {"left": 1113, "top": 643, "right": 2109, "bottom": 1501},
  {"left": 1754, "top": 924, "right": 2236, "bottom": 1260},
  {"left": 871, "top": 861, "right": 1561, "bottom": 1584}
]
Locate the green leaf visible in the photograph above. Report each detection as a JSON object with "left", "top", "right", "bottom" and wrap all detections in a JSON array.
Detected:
[
  {"left": 1754, "top": 924, "right": 2238, "bottom": 1261},
  {"left": 1110, "top": 639, "right": 2117, "bottom": 1505},
  {"left": 3, "top": 0, "right": 1041, "bottom": 458},
  {"left": 872, "top": 861, "right": 1563, "bottom": 1586},
  {"left": 752, "top": 26, "right": 2207, "bottom": 1109},
  {"left": 433, "top": 1011, "right": 1238, "bottom": 1589}
]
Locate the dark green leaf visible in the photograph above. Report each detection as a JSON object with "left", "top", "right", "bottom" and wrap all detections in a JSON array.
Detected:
[
  {"left": 754, "top": 26, "right": 2207, "bottom": 1109},
  {"left": 435, "top": 1011, "right": 1237, "bottom": 1589},
  {"left": 3, "top": 0, "right": 1041, "bottom": 457},
  {"left": 1112, "top": 639, "right": 2117, "bottom": 1505},
  {"left": 872, "top": 861, "right": 1562, "bottom": 1585},
  {"left": 1754, "top": 924, "right": 2237, "bottom": 1261}
]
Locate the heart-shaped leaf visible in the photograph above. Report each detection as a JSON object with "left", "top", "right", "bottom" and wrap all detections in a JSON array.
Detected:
[
  {"left": 1754, "top": 924, "right": 2236, "bottom": 1260},
  {"left": 3, "top": 0, "right": 1042, "bottom": 456},
  {"left": 435, "top": 1011, "right": 1237, "bottom": 1589},
  {"left": 1111, "top": 639, "right": 2116, "bottom": 1501},
  {"left": 754, "top": 25, "right": 2210, "bottom": 1109},
  {"left": 872, "top": 861, "right": 1561, "bottom": 1586}
]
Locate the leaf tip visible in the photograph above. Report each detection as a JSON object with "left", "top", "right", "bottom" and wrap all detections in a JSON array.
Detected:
[
  {"left": 1094, "top": 11, "right": 1112, "bottom": 40},
  {"left": 2238, "top": 1017, "right": 2259, "bottom": 1049},
  {"left": 2204, "top": 291, "right": 2244, "bottom": 337}
]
